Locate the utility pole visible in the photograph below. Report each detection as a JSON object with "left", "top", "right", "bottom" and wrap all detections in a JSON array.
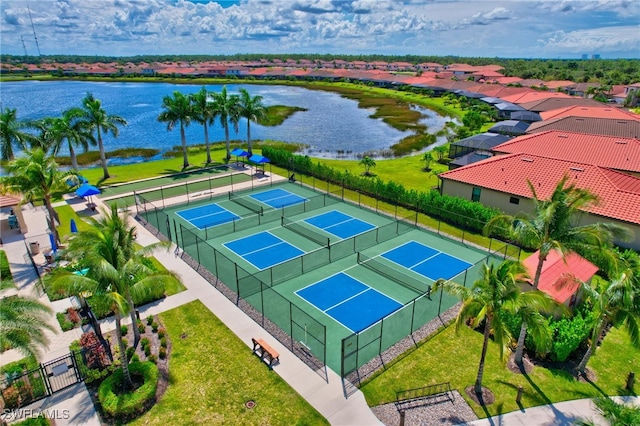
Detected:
[{"left": 20, "top": 35, "right": 28, "bottom": 56}]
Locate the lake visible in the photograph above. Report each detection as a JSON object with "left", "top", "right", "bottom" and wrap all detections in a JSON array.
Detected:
[{"left": 1, "top": 80, "right": 452, "bottom": 161}]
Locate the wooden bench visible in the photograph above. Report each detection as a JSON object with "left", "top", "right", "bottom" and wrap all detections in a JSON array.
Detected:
[{"left": 251, "top": 338, "right": 280, "bottom": 367}]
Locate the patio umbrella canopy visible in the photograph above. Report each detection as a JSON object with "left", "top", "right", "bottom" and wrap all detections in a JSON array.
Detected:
[
  {"left": 230, "top": 148, "right": 249, "bottom": 166},
  {"left": 248, "top": 154, "right": 270, "bottom": 175},
  {"left": 76, "top": 184, "right": 101, "bottom": 208}
]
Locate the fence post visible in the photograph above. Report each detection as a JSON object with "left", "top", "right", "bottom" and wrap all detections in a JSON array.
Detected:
[{"left": 399, "top": 410, "right": 405, "bottom": 426}]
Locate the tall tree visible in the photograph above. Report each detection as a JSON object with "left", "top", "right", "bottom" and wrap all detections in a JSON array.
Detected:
[
  {"left": 484, "top": 175, "right": 629, "bottom": 366},
  {"left": 434, "top": 260, "right": 557, "bottom": 396},
  {"left": 0, "top": 107, "right": 36, "bottom": 161},
  {"left": 212, "top": 86, "right": 241, "bottom": 161},
  {"left": 576, "top": 269, "right": 640, "bottom": 374},
  {"left": 158, "top": 91, "right": 193, "bottom": 169},
  {"left": 79, "top": 93, "right": 127, "bottom": 180},
  {"left": 238, "top": 88, "right": 266, "bottom": 156},
  {"left": 40, "top": 108, "right": 96, "bottom": 170},
  {"left": 54, "top": 207, "right": 177, "bottom": 389},
  {"left": 0, "top": 148, "right": 75, "bottom": 243},
  {"left": 0, "top": 279, "right": 55, "bottom": 358},
  {"left": 190, "top": 87, "right": 216, "bottom": 164}
]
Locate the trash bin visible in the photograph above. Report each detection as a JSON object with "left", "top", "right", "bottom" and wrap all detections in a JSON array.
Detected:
[{"left": 29, "top": 241, "right": 40, "bottom": 255}]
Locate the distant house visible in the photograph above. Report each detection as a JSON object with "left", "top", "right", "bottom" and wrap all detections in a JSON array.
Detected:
[
  {"left": 526, "top": 117, "right": 640, "bottom": 139},
  {"left": 522, "top": 249, "right": 598, "bottom": 307},
  {"left": 519, "top": 97, "right": 604, "bottom": 113},
  {"left": 540, "top": 105, "right": 640, "bottom": 121}
]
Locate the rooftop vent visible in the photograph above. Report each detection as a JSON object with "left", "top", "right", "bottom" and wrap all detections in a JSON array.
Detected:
[
  {"left": 522, "top": 158, "right": 534, "bottom": 162},
  {"left": 558, "top": 135, "right": 569, "bottom": 138},
  {"left": 570, "top": 167, "right": 584, "bottom": 172},
  {"left": 615, "top": 140, "right": 628, "bottom": 144}
]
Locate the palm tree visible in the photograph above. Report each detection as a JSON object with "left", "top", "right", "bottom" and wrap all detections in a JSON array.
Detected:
[
  {"left": 212, "top": 86, "right": 241, "bottom": 161},
  {"left": 79, "top": 93, "right": 127, "bottom": 180},
  {"left": 576, "top": 269, "right": 640, "bottom": 374},
  {"left": 238, "top": 88, "right": 266, "bottom": 156},
  {"left": 0, "top": 148, "right": 76, "bottom": 244},
  {"left": 0, "top": 279, "right": 56, "bottom": 358},
  {"left": 40, "top": 108, "right": 96, "bottom": 170},
  {"left": 190, "top": 87, "right": 217, "bottom": 164},
  {"left": 434, "top": 260, "right": 557, "bottom": 396},
  {"left": 575, "top": 396, "right": 640, "bottom": 426},
  {"left": 54, "top": 207, "right": 176, "bottom": 389},
  {"left": 158, "top": 91, "right": 193, "bottom": 169},
  {"left": 359, "top": 156, "right": 376, "bottom": 176},
  {"left": 484, "top": 174, "right": 628, "bottom": 365},
  {"left": 421, "top": 152, "right": 433, "bottom": 171},
  {"left": 1, "top": 107, "right": 36, "bottom": 161}
]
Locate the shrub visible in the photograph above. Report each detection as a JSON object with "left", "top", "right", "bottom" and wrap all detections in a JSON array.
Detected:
[
  {"left": 121, "top": 338, "right": 128, "bottom": 348},
  {"left": 138, "top": 321, "right": 146, "bottom": 334},
  {"left": 120, "top": 325, "right": 129, "bottom": 336},
  {"left": 144, "top": 346, "right": 151, "bottom": 357},
  {"left": 159, "top": 347, "right": 167, "bottom": 360},
  {"left": 67, "top": 308, "right": 81, "bottom": 325},
  {"left": 160, "top": 337, "right": 167, "bottom": 349},
  {"left": 98, "top": 362, "right": 158, "bottom": 419},
  {"left": 549, "top": 308, "right": 594, "bottom": 362},
  {"left": 146, "top": 316, "right": 154, "bottom": 326},
  {"left": 126, "top": 347, "right": 136, "bottom": 362},
  {"left": 56, "top": 312, "right": 75, "bottom": 331},
  {"left": 80, "top": 332, "right": 110, "bottom": 369},
  {"left": 151, "top": 323, "right": 159, "bottom": 333},
  {"left": 148, "top": 354, "right": 157, "bottom": 364},
  {"left": 140, "top": 338, "right": 150, "bottom": 349},
  {"left": 157, "top": 327, "right": 165, "bottom": 339},
  {"left": 131, "top": 354, "right": 140, "bottom": 363}
]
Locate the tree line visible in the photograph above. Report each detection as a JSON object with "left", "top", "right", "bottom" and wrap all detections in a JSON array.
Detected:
[{"left": 2, "top": 54, "right": 638, "bottom": 85}]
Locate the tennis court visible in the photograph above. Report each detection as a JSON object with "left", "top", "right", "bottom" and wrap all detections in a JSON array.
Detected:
[
  {"left": 224, "top": 231, "right": 305, "bottom": 270},
  {"left": 176, "top": 203, "right": 239, "bottom": 230},
  {"left": 382, "top": 240, "right": 472, "bottom": 281},
  {"left": 304, "top": 210, "right": 375, "bottom": 239},
  {"left": 296, "top": 272, "right": 403, "bottom": 333},
  {"left": 249, "top": 188, "right": 307, "bottom": 208}
]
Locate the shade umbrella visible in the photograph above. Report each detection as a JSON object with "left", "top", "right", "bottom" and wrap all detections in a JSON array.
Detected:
[
  {"left": 230, "top": 148, "right": 249, "bottom": 167},
  {"left": 248, "top": 154, "right": 270, "bottom": 175},
  {"left": 49, "top": 233, "right": 57, "bottom": 253},
  {"left": 70, "top": 219, "right": 78, "bottom": 233},
  {"left": 76, "top": 183, "right": 101, "bottom": 207}
]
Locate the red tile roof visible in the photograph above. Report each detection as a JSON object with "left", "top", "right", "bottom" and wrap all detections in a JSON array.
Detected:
[
  {"left": 519, "top": 97, "right": 604, "bottom": 112},
  {"left": 491, "top": 130, "right": 640, "bottom": 174},
  {"left": 540, "top": 106, "right": 640, "bottom": 121},
  {"left": 440, "top": 153, "right": 640, "bottom": 225},
  {"left": 500, "top": 91, "right": 572, "bottom": 104},
  {"left": 526, "top": 117, "right": 640, "bottom": 139},
  {"left": 523, "top": 250, "right": 598, "bottom": 304}
]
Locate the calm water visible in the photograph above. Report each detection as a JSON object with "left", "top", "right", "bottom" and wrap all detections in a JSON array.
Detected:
[{"left": 1, "top": 80, "right": 451, "bottom": 161}]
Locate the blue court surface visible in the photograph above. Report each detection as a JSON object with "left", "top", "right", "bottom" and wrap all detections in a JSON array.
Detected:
[
  {"left": 176, "top": 203, "right": 239, "bottom": 229},
  {"left": 304, "top": 210, "right": 375, "bottom": 239},
  {"left": 249, "top": 188, "right": 307, "bottom": 209},
  {"left": 296, "top": 273, "right": 402, "bottom": 332},
  {"left": 382, "top": 241, "right": 472, "bottom": 280},
  {"left": 224, "top": 231, "right": 304, "bottom": 270}
]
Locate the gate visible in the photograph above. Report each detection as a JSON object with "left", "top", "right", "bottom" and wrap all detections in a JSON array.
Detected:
[{"left": 41, "top": 353, "right": 82, "bottom": 394}]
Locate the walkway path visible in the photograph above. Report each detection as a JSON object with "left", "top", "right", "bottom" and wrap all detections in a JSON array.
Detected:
[{"left": 2, "top": 171, "right": 637, "bottom": 426}]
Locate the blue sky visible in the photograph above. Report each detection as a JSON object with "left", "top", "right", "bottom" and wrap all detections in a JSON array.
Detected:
[{"left": 1, "top": 0, "right": 638, "bottom": 58}]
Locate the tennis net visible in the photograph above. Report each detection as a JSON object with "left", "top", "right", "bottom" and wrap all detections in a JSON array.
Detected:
[
  {"left": 282, "top": 217, "right": 330, "bottom": 248},
  {"left": 229, "top": 192, "right": 263, "bottom": 215},
  {"left": 357, "top": 252, "right": 431, "bottom": 295}
]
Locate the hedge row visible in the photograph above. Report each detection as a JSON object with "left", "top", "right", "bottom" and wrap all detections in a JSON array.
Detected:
[{"left": 262, "top": 146, "right": 502, "bottom": 235}]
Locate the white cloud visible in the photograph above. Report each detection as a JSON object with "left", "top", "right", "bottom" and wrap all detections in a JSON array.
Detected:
[{"left": 1, "top": 0, "right": 638, "bottom": 57}]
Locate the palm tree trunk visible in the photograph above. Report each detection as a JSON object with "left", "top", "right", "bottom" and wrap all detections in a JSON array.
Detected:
[
  {"left": 475, "top": 318, "right": 491, "bottom": 394},
  {"left": 114, "top": 313, "right": 133, "bottom": 390},
  {"left": 97, "top": 129, "right": 110, "bottom": 180},
  {"left": 224, "top": 124, "right": 231, "bottom": 161},
  {"left": 69, "top": 145, "right": 78, "bottom": 170},
  {"left": 43, "top": 195, "right": 61, "bottom": 244},
  {"left": 514, "top": 253, "right": 546, "bottom": 364},
  {"left": 577, "top": 322, "right": 606, "bottom": 373},
  {"left": 180, "top": 122, "right": 189, "bottom": 169},
  {"left": 203, "top": 124, "right": 211, "bottom": 164},
  {"left": 126, "top": 290, "right": 140, "bottom": 350},
  {"left": 246, "top": 121, "right": 252, "bottom": 156}
]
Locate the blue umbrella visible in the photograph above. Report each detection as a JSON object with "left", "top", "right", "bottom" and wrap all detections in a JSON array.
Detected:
[
  {"left": 248, "top": 154, "right": 270, "bottom": 175},
  {"left": 49, "top": 233, "right": 57, "bottom": 253},
  {"left": 76, "top": 184, "right": 101, "bottom": 207},
  {"left": 230, "top": 148, "right": 248, "bottom": 166},
  {"left": 70, "top": 219, "right": 78, "bottom": 233}
]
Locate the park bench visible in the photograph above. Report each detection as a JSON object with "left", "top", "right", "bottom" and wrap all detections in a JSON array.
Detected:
[
  {"left": 251, "top": 338, "right": 280, "bottom": 367},
  {"left": 395, "top": 382, "right": 454, "bottom": 411}
]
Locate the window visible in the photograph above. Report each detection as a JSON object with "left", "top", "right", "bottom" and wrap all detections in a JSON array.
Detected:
[
  {"left": 471, "top": 187, "right": 481, "bottom": 202},
  {"left": 509, "top": 197, "right": 520, "bottom": 205}
]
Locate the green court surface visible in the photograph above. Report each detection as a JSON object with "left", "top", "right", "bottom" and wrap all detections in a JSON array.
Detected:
[{"left": 139, "top": 181, "right": 502, "bottom": 375}]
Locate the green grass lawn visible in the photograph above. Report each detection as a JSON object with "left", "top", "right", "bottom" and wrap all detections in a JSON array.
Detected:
[
  {"left": 360, "top": 324, "right": 639, "bottom": 418},
  {"left": 130, "top": 300, "right": 328, "bottom": 426}
]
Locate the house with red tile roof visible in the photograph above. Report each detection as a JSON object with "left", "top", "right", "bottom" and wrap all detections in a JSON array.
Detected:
[
  {"left": 491, "top": 130, "right": 640, "bottom": 176},
  {"left": 540, "top": 105, "right": 640, "bottom": 121},
  {"left": 519, "top": 97, "right": 604, "bottom": 112},
  {"left": 439, "top": 153, "right": 640, "bottom": 249},
  {"left": 522, "top": 249, "right": 598, "bottom": 306},
  {"left": 526, "top": 117, "right": 640, "bottom": 139},
  {"left": 500, "top": 91, "right": 572, "bottom": 104}
]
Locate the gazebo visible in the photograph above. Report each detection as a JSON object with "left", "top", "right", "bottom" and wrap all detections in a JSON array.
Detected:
[
  {"left": 248, "top": 154, "right": 271, "bottom": 176},
  {"left": 230, "top": 148, "right": 249, "bottom": 167}
]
